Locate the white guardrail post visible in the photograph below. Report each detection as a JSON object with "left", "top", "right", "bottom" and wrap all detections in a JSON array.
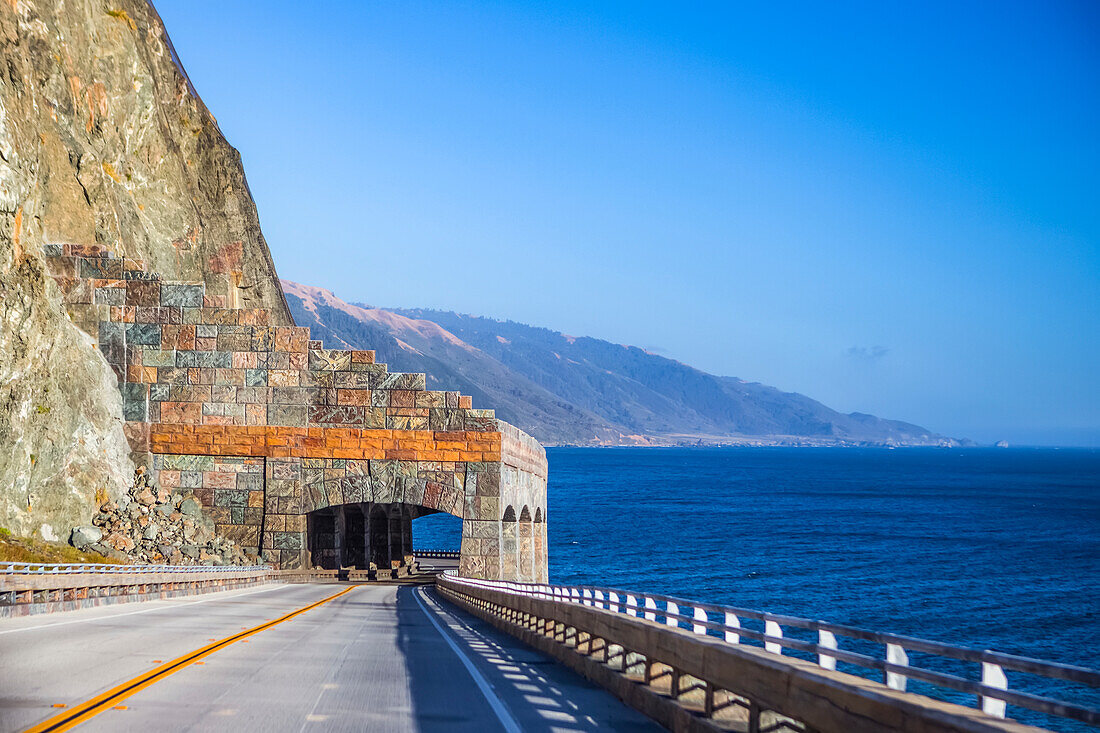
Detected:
[
  {"left": 981, "top": 661, "right": 1008, "bottom": 718},
  {"left": 818, "top": 629, "right": 838, "bottom": 670},
  {"left": 666, "top": 601, "right": 679, "bottom": 628},
  {"left": 693, "top": 606, "right": 708, "bottom": 635},
  {"left": 724, "top": 611, "right": 741, "bottom": 644},
  {"left": 886, "top": 644, "right": 909, "bottom": 691},
  {"left": 764, "top": 619, "right": 783, "bottom": 655}
]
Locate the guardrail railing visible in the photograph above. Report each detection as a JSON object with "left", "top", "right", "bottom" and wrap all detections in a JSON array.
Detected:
[
  {"left": 413, "top": 549, "right": 460, "bottom": 559},
  {"left": 1, "top": 562, "right": 270, "bottom": 574},
  {"left": 1, "top": 562, "right": 277, "bottom": 616},
  {"left": 442, "top": 573, "right": 1099, "bottom": 730}
]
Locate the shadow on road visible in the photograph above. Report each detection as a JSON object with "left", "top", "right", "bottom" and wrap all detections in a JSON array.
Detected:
[{"left": 396, "top": 586, "right": 653, "bottom": 732}]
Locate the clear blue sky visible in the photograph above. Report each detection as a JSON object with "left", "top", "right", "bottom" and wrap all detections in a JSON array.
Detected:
[{"left": 154, "top": 1, "right": 1099, "bottom": 446}]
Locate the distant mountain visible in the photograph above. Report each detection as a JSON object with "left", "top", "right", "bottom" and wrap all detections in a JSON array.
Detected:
[{"left": 282, "top": 281, "right": 963, "bottom": 447}]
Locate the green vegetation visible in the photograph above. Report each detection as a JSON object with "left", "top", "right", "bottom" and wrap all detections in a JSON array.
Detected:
[{"left": 0, "top": 529, "right": 127, "bottom": 564}]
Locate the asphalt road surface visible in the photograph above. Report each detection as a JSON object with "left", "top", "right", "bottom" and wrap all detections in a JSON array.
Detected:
[{"left": 0, "top": 582, "right": 661, "bottom": 732}]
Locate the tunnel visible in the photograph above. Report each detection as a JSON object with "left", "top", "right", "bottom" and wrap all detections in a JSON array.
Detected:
[{"left": 306, "top": 502, "right": 430, "bottom": 570}]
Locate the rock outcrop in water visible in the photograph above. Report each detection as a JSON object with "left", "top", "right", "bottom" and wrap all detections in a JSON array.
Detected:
[{"left": 0, "top": 0, "right": 289, "bottom": 539}]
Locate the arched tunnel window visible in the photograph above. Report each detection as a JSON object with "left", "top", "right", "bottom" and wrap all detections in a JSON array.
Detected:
[
  {"left": 412, "top": 511, "right": 462, "bottom": 550},
  {"left": 502, "top": 505, "right": 517, "bottom": 522}
]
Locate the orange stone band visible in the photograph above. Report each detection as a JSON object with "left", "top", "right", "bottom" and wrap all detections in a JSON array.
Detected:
[{"left": 147, "top": 424, "right": 503, "bottom": 463}]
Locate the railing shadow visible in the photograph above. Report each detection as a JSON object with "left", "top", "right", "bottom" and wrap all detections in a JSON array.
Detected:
[{"left": 395, "top": 586, "right": 650, "bottom": 732}]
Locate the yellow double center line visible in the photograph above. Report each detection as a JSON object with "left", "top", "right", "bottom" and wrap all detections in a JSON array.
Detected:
[{"left": 26, "top": 585, "right": 358, "bottom": 732}]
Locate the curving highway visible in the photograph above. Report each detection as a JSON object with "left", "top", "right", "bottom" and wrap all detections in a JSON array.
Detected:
[{"left": 0, "top": 582, "right": 660, "bottom": 732}]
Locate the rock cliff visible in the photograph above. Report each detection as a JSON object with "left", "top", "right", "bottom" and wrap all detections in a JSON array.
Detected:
[{"left": 0, "top": 0, "right": 289, "bottom": 538}]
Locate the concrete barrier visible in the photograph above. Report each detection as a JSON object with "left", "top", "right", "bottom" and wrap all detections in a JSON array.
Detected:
[{"left": 437, "top": 574, "right": 1053, "bottom": 733}]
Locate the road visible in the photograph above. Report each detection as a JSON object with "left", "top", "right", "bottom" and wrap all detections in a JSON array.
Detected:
[{"left": 0, "top": 582, "right": 661, "bottom": 732}]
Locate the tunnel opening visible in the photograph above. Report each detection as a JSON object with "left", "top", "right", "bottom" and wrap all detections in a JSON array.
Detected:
[
  {"left": 410, "top": 512, "right": 462, "bottom": 551},
  {"left": 345, "top": 505, "right": 366, "bottom": 568},
  {"left": 306, "top": 502, "right": 437, "bottom": 570},
  {"left": 368, "top": 504, "right": 388, "bottom": 569}
]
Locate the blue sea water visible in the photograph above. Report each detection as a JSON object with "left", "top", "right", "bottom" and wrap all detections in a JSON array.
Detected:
[{"left": 414, "top": 447, "right": 1100, "bottom": 730}]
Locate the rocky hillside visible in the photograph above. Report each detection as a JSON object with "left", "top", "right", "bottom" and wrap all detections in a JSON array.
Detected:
[
  {"left": 284, "top": 282, "right": 960, "bottom": 447},
  {"left": 0, "top": 0, "right": 289, "bottom": 539},
  {"left": 74, "top": 467, "right": 252, "bottom": 566}
]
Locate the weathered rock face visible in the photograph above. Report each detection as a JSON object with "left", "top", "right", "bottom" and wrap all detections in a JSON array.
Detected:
[
  {"left": 0, "top": 253, "right": 134, "bottom": 540},
  {"left": 0, "top": 0, "right": 290, "bottom": 539}
]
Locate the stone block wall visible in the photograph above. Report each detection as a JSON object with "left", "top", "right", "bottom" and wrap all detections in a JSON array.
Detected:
[
  {"left": 46, "top": 246, "right": 548, "bottom": 578},
  {"left": 462, "top": 423, "right": 549, "bottom": 582}
]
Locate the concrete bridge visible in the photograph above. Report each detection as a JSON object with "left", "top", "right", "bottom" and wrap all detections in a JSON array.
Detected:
[{"left": 45, "top": 245, "right": 547, "bottom": 581}]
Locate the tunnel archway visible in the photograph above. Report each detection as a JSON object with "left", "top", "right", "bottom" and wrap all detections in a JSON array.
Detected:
[
  {"left": 368, "top": 504, "right": 389, "bottom": 569},
  {"left": 345, "top": 505, "right": 366, "bottom": 567},
  {"left": 518, "top": 505, "right": 533, "bottom": 580},
  {"left": 533, "top": 506, "right": 546, "bottom": 582},
  {"left": 262, "top": 441, "right": 545, "bottom": 580},
  {"left": 501, "top": 505, "right": 518, "bottom": 579},
  {"left": 306, "top": 502, "right": 439, "bottom": 571}
]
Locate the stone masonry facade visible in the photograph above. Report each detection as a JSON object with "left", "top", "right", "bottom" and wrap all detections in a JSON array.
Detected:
[{"left": 45, "top": 244, "right": 548, "bottom": 579}]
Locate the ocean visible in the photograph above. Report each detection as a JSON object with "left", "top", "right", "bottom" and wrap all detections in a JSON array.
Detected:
[{"left": 414, "top": 446, "right": 1100, "bottom": 730}]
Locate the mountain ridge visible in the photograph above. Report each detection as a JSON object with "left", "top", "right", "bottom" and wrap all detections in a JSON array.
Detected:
[{"left": 282, "top": 280, "right": 965, "bottom": 447}]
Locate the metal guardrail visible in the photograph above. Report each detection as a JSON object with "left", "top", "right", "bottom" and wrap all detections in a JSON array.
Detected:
[
  {"left": 443, "top": 573, "right": 1100, "bottom": 729},
  {"left": 413, "top": 549, "right": 460, "bottom": 559},
  {"left": 1, "top": 562, "right": 270, "bottom": 575}
]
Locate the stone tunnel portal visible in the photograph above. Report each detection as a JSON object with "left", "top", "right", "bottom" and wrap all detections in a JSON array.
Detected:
[
  {"left": 46, "top": 246, "right": 550, "bottom": 581},
  {"left": 306, "top": 503, "right": 435, "bottom": 571}
]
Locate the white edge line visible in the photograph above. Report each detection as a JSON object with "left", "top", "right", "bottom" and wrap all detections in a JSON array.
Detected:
[
  {"left": 413, "top": 587, "right": 523, "bottom": 733},
  {"left": 0, "top": 582, "right": 289, "bottom": 635}
]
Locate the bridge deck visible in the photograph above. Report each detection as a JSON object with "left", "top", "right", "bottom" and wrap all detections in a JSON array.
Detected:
[{"left": 0, "top": 582, "right": 659, "bottom": 732}]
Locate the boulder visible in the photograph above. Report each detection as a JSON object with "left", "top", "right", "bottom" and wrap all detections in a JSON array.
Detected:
[
  {"left": 179, "top": 498, "right": 203, "bottom": 518},
  {"left": 69, "top": 525, "right": 102, "bottom": 549},
  {"left": 105, "top": 532, "right": 135, "bottom": 552}
]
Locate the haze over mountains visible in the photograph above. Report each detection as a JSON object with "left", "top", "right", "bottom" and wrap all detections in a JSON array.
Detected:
[{"left": 283, "top": 281, "right": 962, "bottom": 447}]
